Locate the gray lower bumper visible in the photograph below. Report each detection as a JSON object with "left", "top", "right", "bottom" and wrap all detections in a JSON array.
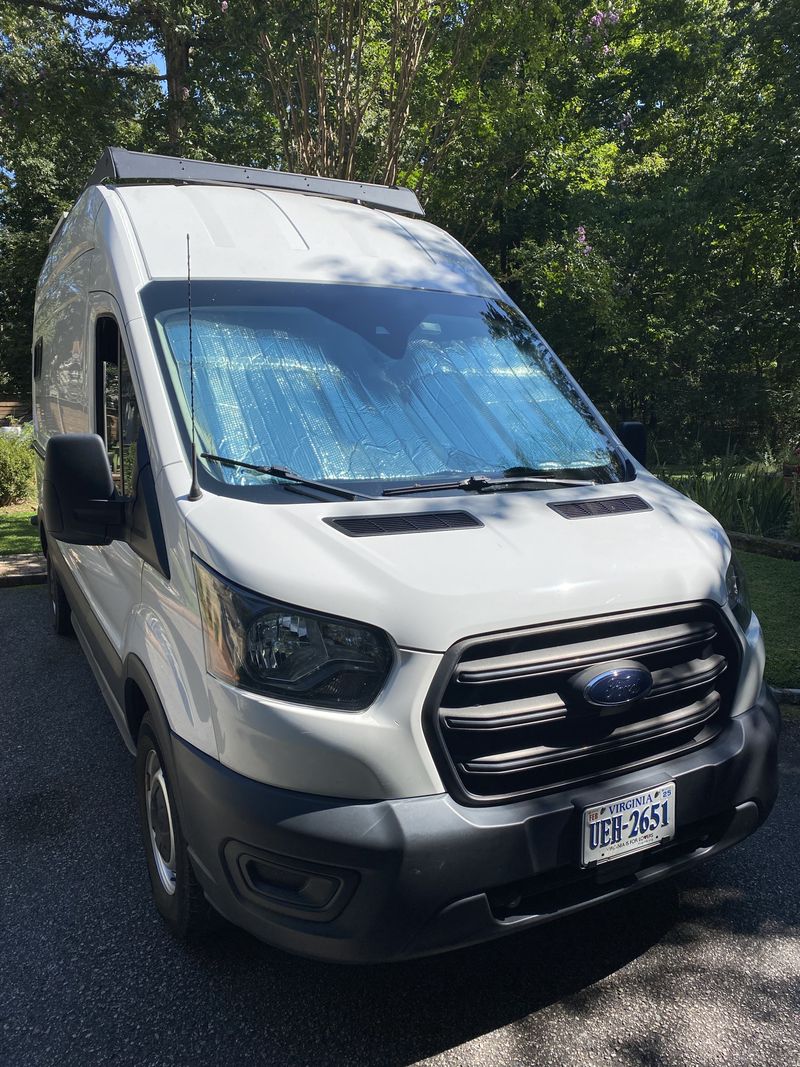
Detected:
[{"left": 172, "top": 684, "right": 780, "bottom": 962}]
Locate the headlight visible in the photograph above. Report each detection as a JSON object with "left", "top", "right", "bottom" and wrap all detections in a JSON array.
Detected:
[
  {"left": 725, "top": 553, "right": 752, "bottom": 630},
  {"left": 193, "top": 557, "right": 393, "bottom": 709}
]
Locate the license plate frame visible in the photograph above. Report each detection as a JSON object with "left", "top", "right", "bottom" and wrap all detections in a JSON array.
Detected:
[{"left": 581, "top": 782, "right": 676, "bottom": 867}]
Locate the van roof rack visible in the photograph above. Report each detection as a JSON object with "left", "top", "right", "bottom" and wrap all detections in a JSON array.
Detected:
[{"left": 85, "top": 147, "right": 425, "bottom": 217}]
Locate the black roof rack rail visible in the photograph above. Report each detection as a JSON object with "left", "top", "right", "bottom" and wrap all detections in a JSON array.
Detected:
[{"left": 85, "top": 147, "right": 424, "bottom": 217}]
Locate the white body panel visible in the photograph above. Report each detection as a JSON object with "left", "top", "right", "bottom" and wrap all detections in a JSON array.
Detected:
[
  {"left": 33, "top": 177, "right": 766, "bottom": 801},
  {"left": 63, "top": 293, "right": 144, "bottom": 660},
  {"left": 184, "top": 476, "right": 729, "bottom": 653},
  {"left": 111, "top": 185, "right": 502, "bottom": 298}
]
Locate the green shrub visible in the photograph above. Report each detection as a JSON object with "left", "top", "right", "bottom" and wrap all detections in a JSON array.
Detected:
[
  {"left": 785, "top": 477, "right": 800, "bottom": 541},
  {"left": 0, "top": 430, "right": 35, "bottom": 507},
  {"left": 663, "top": 466, "right": 792, "bottom": 538}
]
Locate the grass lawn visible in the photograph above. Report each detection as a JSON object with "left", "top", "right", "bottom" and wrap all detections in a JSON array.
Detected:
[
  {"left": 739, "top": 550, "right": 800, "bottom": 689},
  {"left": 0, "top": 498, "right": 39, "bottom": 556}
]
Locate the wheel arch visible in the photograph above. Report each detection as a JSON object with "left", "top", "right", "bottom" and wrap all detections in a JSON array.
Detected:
[
  {"left": 124, "top": 654, "right": 173, "bottom": 750},
  {"left": 38, "top": 509, "right": 48, "bottom": 557}
]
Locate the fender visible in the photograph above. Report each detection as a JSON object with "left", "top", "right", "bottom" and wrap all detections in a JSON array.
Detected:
[
  {"left": 124, "top": 652, "right": 175, "bottom": 750},
  {"left": 125, "top": 595, "right": 219, "bottom": 760}
]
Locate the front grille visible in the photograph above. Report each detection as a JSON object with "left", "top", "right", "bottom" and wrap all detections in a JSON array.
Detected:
[{"left": 424, "top": 602, "right": 740, "bottom": 805}]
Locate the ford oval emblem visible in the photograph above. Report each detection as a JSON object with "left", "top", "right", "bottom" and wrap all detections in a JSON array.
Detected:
[{"left": 584, "top": 666, "right": 653, "bottom": 707}]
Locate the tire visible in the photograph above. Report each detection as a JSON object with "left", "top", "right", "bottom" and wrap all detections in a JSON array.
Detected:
[
  {"left": 135, "top": 714, "right": 213, "bottom": 939},
  {"left": 47, "top": 554, "right": 73, "bottom": 636}
]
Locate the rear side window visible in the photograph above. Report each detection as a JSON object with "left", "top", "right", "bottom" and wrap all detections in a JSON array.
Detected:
[
  {"left": 33, "top": 337, "right": 43, "bottom": 380},
  {"left": 96, "top": 317, "right": 142, "bottom": 495}
]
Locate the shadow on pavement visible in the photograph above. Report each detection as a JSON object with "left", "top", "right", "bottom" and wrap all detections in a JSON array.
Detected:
[{"left": 2, "top": 586, "right": 797, "bottom": 1067}]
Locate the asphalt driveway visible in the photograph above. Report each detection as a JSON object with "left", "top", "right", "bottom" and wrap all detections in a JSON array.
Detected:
[{"left": 1, "top": 584, "right": 798, "bottom": 1067}]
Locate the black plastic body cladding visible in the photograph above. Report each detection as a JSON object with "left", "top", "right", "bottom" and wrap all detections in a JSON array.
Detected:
[{"left": 172, "top": 685, "right": 779, "bottom": 963}]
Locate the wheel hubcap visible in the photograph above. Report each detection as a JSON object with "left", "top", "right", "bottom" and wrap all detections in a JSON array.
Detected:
[{"left": 144, "top": 748, "right": 177, "bottom": 895}]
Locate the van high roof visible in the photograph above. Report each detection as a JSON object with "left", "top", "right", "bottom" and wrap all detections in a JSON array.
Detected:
[{"left": 63, "top": 148, "right": 499, "bottom": 296}]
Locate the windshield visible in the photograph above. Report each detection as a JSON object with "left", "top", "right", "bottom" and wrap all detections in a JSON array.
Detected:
[{"left": 143, "top": 281, "right": 624, "bottom": 492}]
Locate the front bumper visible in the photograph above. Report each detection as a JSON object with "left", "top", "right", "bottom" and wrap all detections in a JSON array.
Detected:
[{"left": 172, "top": 683, "right": 780, "bottom": 963}]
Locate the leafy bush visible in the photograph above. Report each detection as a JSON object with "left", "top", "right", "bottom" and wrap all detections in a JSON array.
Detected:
[
  {"left": 663, "top": 466, "right": 793, "bottom": 538},
  {"left": 0, "top": 430, "right": 35, "bottom": 507},
  {"left": 663, "top": 465, "right": 793, "bottom": 538},
  {"left": 786, "top": 477, "right": 800, "bottom": 541}
]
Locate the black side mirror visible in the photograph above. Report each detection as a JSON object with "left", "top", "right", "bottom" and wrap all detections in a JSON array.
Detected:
[
  {"left": 43, "top": 433, "right": 126, "bottom": 545},
  {"left": 617, "top": 421, "right": 647, "bottom": 468}
]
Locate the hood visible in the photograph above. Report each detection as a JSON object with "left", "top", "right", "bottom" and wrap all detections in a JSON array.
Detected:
[{"left": 184, "top": 472, "right": 732, "bottom": 652}]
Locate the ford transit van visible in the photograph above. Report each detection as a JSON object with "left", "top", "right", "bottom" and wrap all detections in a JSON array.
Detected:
[{"left": 33, "top": 148, "right": 780, "bottom": 961}]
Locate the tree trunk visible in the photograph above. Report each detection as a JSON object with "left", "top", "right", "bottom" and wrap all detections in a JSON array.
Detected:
[{"left": 162, "top": 25, "right": 189, "bottom": 154}]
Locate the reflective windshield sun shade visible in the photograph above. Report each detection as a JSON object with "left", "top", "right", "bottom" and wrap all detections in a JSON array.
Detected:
[{"left": 147, "top": 282, "right": 621, "bottom": 488}]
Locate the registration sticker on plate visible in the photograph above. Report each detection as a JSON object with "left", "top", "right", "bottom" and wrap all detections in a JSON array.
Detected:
[{"left": 581, "top": 782, "right": 675, "bottom": 866}]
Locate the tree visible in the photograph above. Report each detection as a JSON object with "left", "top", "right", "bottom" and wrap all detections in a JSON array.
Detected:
[
  {"left": 0, "top": 0, "right": 797, "bottom": 462},
  {"left": 507, "top": 0, "right": 800, "bottom": 459},
  {"left": 0, "top": 1, "right": 160, "bottom": 394}
]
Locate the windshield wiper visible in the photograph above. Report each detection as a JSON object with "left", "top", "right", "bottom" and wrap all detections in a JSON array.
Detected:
[
  {"left": 202, "top": 453, "right": 364, "bottom": 501},
  {"left": 382, "top": 473, "right": 596, "bottom": 497}
]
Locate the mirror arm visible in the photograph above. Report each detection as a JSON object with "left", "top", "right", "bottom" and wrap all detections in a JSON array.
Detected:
[{"left": 617, "top": 421, "right": 648, "bottom": 469}]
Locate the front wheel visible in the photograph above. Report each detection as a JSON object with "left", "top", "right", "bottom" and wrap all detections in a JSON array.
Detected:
[{"left": 135, "top": 715, "right": 213, "bottom": 939}]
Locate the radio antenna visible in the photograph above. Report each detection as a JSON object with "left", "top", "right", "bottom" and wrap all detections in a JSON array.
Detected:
[{"left": 186, "top": 232, "right": 202, "bottom": 501}]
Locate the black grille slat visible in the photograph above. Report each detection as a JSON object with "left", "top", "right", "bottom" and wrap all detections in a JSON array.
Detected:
[
  {"left": 454, "top": 623, "right": 717, "bottom": 686},
  {"left": 648, "top": 654, "right": 726, "bottom": 697},
  {"left": 443, "top": 654, "right": 726, "bottom": 733},
  {"left": 548, "top": 495, "right": 652, "bottom": 519},
  {"left": 426, "top": 603, "right": 740, "bottom": 805},
  {"left": 457, "top": 725, "right": 721, "bottom": 801},
  {"left": 324, "top": 511, "right": 483, "bottom": 537},
  {"left": 443, "top": 689, "right": 723, "bottom": 767},
  {"left": 443, "top": 702, "right": 568, "bottom": 731},
  {"left": 461, "top": 693, "right": 721, "bottom": 773}
]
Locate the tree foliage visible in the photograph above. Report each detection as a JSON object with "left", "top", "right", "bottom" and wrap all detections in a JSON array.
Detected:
[{"left": 0, "top": 0, "right": 797, "bottom": 461}]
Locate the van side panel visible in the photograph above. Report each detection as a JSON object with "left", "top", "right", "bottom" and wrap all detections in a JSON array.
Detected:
[
  {"left": 91, "top": 197, "right": 187, "bottom": 474},
  {"left": 33, "top": 187, "right": 106, "bottom": 453},
  {"left": 132, "top": 461, "right": 219, "bottom": 759},
  {"left": 33, "top": 250, "right": 94, "bottom": 450},
  {"left": 35, "top": 188, "right": 100, "bottom": 297},
  {"left": 83, "top": 198, "right": 218, "bottom": 757}
]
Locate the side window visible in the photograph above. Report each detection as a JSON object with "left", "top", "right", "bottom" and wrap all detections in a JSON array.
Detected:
[
  {"left": 96, "top": 316, "right": 142, "bottom": 496},
  {"left": 33, "top": 337, "right": 43, "bottom": 380},
  {"left": 120, "top": 349, "right": 142, "bottom": 493}
]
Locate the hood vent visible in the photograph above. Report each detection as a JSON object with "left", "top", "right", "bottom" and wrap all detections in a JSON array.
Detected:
[
  {"left": 324, "top": 511, "right": 483, "bottom": 537},
  {"left": 548, "top": 495, "right": 652, "bottom": 520}
]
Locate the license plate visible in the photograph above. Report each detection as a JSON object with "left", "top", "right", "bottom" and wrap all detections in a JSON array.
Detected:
[{"left": 582, "top": 782, "right": 675, "bottom": 866}]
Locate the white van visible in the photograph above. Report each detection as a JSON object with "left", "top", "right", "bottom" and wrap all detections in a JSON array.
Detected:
[{"left": 33, "top": 148, "right": 779, "bottom": 962}]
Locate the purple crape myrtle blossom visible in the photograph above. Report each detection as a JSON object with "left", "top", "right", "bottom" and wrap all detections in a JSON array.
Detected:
[
  {"left": 588, "top": 8, "right": 620, "bottom": 35},
  {"left": 585, "top": 8, "right": 620, "bottom": 61},
  {"left": 576, "top": 226, "right": 593, "bottom": 254}
]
